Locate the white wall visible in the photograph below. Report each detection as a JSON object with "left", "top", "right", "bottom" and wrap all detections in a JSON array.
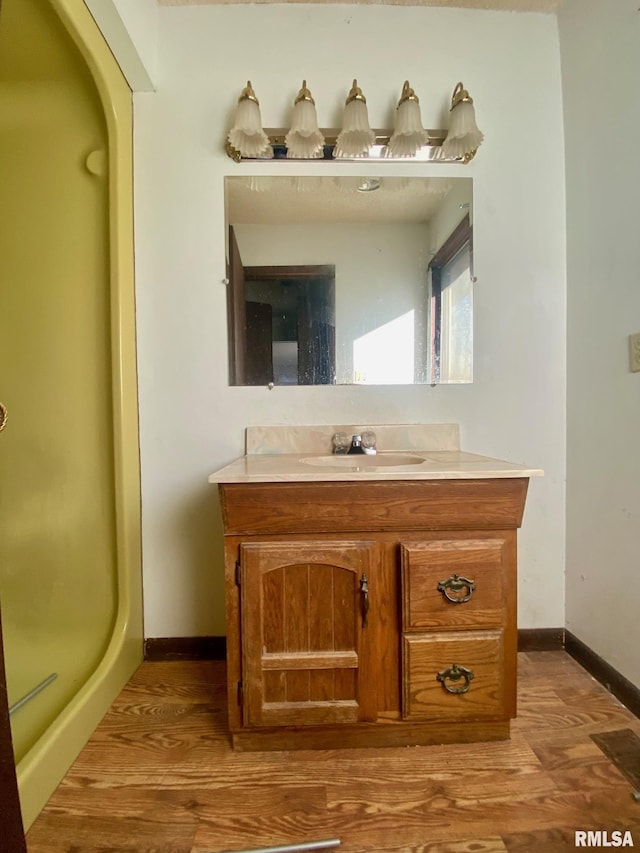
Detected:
[
  {"left": 428, "top": 177, "right": 473, "bottom": 256},
  {"left": 84, "top": 0, "right": 157, "bottom": 90},
  {"left": 559, "top": 0, "right": 640, "bottom": 687},
  {"left": 133, "top": 4, "right": 566, "bottom": 638},
  {"left": 112, "top": 0, "right": 158, "bottom": 85}
]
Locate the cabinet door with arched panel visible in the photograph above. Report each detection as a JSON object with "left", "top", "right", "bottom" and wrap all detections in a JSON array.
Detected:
[{"left": 239, "top": 540, "right": 378, "bottom": 728}]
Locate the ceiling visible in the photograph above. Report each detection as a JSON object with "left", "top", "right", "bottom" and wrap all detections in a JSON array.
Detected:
[
  {"left": 226, "top": 176, "right": 471, "bottom": 225},
  {"left": 159, "top": 0, "right": 561, "bottom": 11}
]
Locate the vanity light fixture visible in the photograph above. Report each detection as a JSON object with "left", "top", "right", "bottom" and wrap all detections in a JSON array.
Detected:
[
  {"left": 335, "top": 79, "right": 375, "bottom": 158},
  {"left": 285, "top": 80, "right": 325, "bottom": 159},
  {"left": 226, "top": 81, "right": 273, "bottom": 160},
  {"left": 385, "top": 80, "right": 430, "bottom": 158},
  {"left": 224, "top": 80, "right": 483, "bottom": 162},
  {"left": 439, "top": 82, "right": 484, "bottom": 163}
]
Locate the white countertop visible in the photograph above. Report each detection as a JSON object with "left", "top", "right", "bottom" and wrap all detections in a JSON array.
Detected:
[{"left": 208, "top": 450, "right": 544, "bottom": 484}]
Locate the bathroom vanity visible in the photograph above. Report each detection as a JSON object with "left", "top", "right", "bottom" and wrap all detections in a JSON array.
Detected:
[{"left": 209, "top": 425, "right": 542, "bottom": 751}]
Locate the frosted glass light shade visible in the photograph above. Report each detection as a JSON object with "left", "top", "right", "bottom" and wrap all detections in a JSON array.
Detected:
[
  {"left": 440, "top": 82, "right": 484, "bottom": 162},
  {"left": 335, "top": 79, "right": 375, "bottom": 158},
  {"left": 227, "top": 81, "right": 272, "bottom": 159},
  {"left": 386, "top": 81, "right": 429, "bottom": 158},
  {"left": 285, "top": 80, "right": 325, "bottom": 159}
]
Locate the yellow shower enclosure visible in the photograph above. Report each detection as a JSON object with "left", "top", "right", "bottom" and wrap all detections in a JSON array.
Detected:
[{"left": 0, "top": 0, "right": 142, "bottom": 829}]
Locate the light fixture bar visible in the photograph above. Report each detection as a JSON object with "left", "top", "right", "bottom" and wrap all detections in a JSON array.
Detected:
[{"left": 226, "top": 127, "right": 455, "bottom": 163}]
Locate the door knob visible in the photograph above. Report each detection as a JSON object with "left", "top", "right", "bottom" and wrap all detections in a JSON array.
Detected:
[{"left": 0, "top": 402, "right": 7, "bottom": 432}]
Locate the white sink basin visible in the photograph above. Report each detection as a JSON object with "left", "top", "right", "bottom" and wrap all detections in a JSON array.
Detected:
[{"left": 300, "top": 453, "right": 426, "bottom": 469}]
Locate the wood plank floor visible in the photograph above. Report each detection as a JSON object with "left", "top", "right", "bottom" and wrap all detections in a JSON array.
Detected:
[{"left": 26, "top": 652, "right": 640, "bottom": 853}]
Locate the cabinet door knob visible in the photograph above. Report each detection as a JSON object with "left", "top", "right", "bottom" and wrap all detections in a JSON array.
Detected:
[
  {"left": 359, "top": 574, "right": 369, "bottom": 628},
  {"left": 436, "top": 663, "right": 475, "bottom": 694},
  {"left": 437, "top": 573, "right": 475, "bottom": 603}
]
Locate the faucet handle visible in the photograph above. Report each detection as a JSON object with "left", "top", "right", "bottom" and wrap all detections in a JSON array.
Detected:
[
  {"left": 332, "top": 432, "right": 350, "bottom": 455},
  {"left": 361, "top": 430, "right": 377, "bottom": 453}
]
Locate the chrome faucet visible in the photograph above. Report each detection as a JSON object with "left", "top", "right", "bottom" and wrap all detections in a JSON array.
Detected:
[
  {"left": 347, "top": 434, "right": 365, "bottom": 455},
  {"left": 333, "top": 430, "right": 377, "bottom": 455},
  {"left": 348, "top": 432, "right": 377, "bottom": 455}
]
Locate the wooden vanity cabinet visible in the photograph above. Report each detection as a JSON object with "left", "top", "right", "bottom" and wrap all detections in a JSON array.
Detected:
[{"left": 219, "top": 478, "right": 528, "bottom": 751}]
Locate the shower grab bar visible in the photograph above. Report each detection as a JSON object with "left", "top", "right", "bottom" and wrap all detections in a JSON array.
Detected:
[
  {"left": 9, "top": 673, "right": 57, "bottom": 716},
  {"left": 220, "top": 840, "right": 340, "bottom": 853}
]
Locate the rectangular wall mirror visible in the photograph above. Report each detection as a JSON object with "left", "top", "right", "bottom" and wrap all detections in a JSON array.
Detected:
[{"left": 225, "top": 175, "right": 473, "bottom": 386}]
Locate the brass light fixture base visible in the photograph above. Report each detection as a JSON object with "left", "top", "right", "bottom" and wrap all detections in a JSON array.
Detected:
[{"left": 225, "top": 127, "right": 458, "bottom": 163}]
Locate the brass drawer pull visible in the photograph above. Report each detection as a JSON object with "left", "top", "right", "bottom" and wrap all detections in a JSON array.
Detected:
[
  {"left": 360, "top": 574, "right": 369, "bottom": 628},
  {"left": 437, "top": 573, "right": 475, "bottom": 604},
  {"left": 436, "top": 663, "right": 475, "bottom": 694}
]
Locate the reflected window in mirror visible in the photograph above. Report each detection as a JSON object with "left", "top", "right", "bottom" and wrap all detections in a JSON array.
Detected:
[
  {"left": 429, "top": 214, "right": 473, "bottom": 384},
  {"left": 225, "top": 176, "right": 473, "bottom": 386}
]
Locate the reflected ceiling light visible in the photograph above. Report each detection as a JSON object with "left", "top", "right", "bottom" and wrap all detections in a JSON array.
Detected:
[
  {"left": 226, "top": 81, "right": 273, "bottom": 159},
  {"left": 440, "top": 82, "right": 484, "bottom": 163},
  {"left": 285, "top": 80, "right": 325, "bottom": 159},
  {"left": 386, "top": 81, "right": 430, "bottom": 158},
  {"left": 357, "top": 178, "right": 381, "bottom": 193},
  {"left": 335, "top": 79, "right": 376, "bottom": 159}
]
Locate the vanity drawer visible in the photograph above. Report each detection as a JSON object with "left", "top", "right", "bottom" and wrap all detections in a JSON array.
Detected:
[
  {"left": 401, "top": 538, "right": 510, "bottom": 631},
  {"left": 402, "top": 630, "right": 505, "bottom": 721}
]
